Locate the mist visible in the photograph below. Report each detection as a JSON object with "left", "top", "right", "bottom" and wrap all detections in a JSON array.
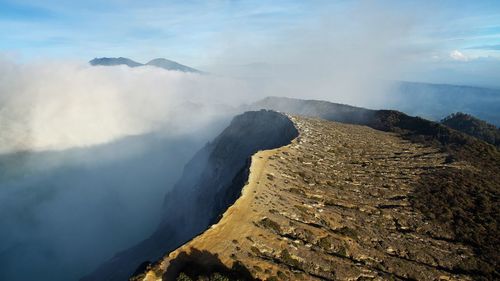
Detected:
[
  {"left": 0, "top": 57, "right": 251, "bottom": 154},
  {"left": 205, "top": 1, "right": 417, "bottom": 108},
  {"left": 0, "top": 133, "right": 209, "bottom": 280},
  {"left": 0, "top": 59, "right": 246, "bottom": 280}
]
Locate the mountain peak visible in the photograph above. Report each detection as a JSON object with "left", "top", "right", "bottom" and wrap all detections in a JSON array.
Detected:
[
  {"left": 145, "top": 58, "right": 201, "bottom": 73},
  {"left": 89, "top": 57, "right": 201, "bottom": 73},
  {"left": 89, "top": 57, "right": 142, "bottom": 67},
  {"left": 146, "top": 58, "right": 175, "bottom": 64}
]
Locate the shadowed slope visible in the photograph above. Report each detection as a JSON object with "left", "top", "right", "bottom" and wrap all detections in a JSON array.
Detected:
[{"left": 82, "top": 110, "right": 298, "bottom": 281}]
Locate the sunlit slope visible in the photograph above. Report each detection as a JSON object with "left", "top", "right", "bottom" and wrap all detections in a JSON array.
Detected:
[
  {"left": 82, "top": 110, "right": 298, "bottom": 281},
  {"left": 134, "top": 115, "right": 499, "bottom": 280}
]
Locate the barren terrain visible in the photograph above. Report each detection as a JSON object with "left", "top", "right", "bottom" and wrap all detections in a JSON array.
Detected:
[{"left": 133, "top": 115, "right": 485, "bottom": 281}]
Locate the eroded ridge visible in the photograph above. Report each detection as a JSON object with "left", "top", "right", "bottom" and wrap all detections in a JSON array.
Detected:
[{"left": 137, "top": 116, "right": 475, "bottom": 281}]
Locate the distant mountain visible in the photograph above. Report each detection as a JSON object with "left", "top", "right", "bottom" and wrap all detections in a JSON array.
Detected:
[
  {"left": 145, "top": 58, "right": 201, "bottom": 73},
  {"left": 89, "top": 57, "right": 202, "bottom": 73},
  {"left": 383, "top": 81, "right": 500, "bottom": 126},
  {"left": 89, "top": 57, "right": 142, "bottom": 67},
  {"left": 441, "top": 112, "right": 500, "bottom": 147}
]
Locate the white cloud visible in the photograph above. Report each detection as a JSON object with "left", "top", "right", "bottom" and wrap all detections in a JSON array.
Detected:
[
  {"left": 450, "top": 50, "right": 469, "bottom": 61},
  {"left": 0, "top": 59, "right": 250, "bottom": 154}
]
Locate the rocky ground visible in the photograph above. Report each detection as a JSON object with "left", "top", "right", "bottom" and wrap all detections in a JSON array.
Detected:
[{"left": 134, "top": 116, "right": 480, "bottom": 281}]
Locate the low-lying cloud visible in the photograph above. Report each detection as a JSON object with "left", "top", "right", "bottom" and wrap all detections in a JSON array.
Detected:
[
  {"left": 0, "top": 58, "right": 248, "bottom": 154},
  {"left": 0, "top": 59, "right": 240, "bottom": 281}
]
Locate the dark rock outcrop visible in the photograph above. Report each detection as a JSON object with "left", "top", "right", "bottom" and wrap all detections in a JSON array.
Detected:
[
  {"left": 441, "top": 112, "right": 500, "bottom": 147},
  {"left": 81, "top": 110, "right": 298, "bottom": 281}
]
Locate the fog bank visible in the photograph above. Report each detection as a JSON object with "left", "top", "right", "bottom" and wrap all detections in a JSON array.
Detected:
[
  {"left": 0, "top": 58, "right": 244, "bottom": 154},
  {"left": 0, "top": 59, "right": 239, "bottom": 281}
]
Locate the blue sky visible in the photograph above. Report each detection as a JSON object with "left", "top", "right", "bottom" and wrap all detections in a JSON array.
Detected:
[
  {"left": 1, "top": 0, "right": 500, "bottom": 87},
  {"left": 0, "top": 0, "right": 314, "bottom": 63}
]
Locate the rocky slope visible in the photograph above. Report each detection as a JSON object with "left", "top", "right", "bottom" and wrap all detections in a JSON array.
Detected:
[
  {"left": 132, "top": 115, "right": 491, "bottom": 281},
  {"left": 82, "top": 110, "right": 298, "bottom": 281},
  {"left": 130, "top": 98, "right": 499, "bottom": 281},
  {"left": 256, "top": 97, "right": 500, "bottom": 279}
]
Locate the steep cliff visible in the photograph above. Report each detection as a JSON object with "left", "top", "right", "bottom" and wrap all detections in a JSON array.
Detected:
[{"left": 82, "top": 110, "right": 298, "bottom": 281}]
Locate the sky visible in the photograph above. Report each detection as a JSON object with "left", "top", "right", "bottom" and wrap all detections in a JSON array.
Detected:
[{"left": 0, "top": 0, "right": 500, "bottom": 87}]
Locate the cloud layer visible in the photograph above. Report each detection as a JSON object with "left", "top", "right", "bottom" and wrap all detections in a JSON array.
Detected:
[{"left": 0, "top": 58, "right": 248, "bottom": 153}]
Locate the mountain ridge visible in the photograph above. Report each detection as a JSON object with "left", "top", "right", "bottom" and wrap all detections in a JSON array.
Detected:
[
  {"left": 89, "top": 57, "right": 202, "bottom": 73},
  {"left": 441, "top": 112, "right": 500, "bottom": 147},
  {"left": 86, "top": 97, "right": 499, "bottom": 281},
  {"left": 145, "top": 58, "right": 201, "bottom": 73},
  {"left": 132, "top": 109, "right": 499, "bottom": 280}
]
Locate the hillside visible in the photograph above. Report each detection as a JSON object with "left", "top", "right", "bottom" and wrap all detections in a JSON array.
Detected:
[
  {"left": 441, "top": 112, "right": 500, "bottom": 147},
  {"left": 257, "top": 98, "right": 500, "bottom": 279},
  {"left": 130, "top": 98, "right": 499, "bottom": 281}
]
